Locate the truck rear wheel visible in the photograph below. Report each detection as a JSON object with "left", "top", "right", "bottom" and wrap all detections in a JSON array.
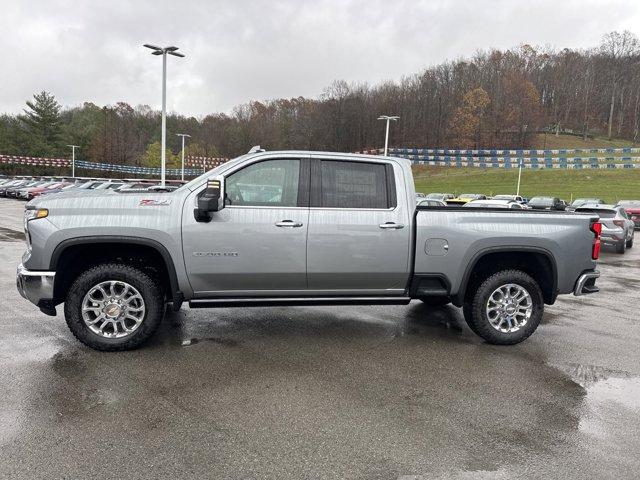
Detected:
[
  {"left": 64, "top": 263, "right": 164, "bottom": 351},
  {"left": 463, "top": 269, "right": 544, "bottom": 345}
]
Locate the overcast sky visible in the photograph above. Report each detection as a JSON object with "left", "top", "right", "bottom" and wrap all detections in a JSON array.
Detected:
[{"left": 1, "top": 0, "right": 639, "bottom": 117}]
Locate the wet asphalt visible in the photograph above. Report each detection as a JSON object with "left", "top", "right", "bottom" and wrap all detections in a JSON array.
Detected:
[{"left": 0, "top": 197, "right": 639, "bottom": 479}]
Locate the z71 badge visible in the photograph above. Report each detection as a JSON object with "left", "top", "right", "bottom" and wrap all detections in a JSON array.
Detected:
[{"left": 139, "top": 199, "right": 172, "bottom": 206}]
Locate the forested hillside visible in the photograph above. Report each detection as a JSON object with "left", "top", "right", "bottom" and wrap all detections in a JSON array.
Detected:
[{"left": 1, "top": 31, "right": 639, "bottom": 166}]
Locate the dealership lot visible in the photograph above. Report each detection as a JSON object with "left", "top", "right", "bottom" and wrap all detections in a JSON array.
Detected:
[{"left": 0, "top": 197, "right": 639, "bottom": 479}]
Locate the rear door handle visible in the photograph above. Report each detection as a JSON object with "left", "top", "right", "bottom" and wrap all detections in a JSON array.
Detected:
[
  {"left": 379, "top": 222, "right": 404, "bottom": 229},
  {"left": 275, "top": 220, "right": 303, "bottom": 227}
]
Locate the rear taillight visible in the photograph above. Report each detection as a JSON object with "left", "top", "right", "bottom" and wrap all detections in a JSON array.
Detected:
[
  {"left": 591, "top": 221, "right": 601, "bottom": 260},
  {"left": 613, "top": 219, "right": 624, "bottom": 227}
]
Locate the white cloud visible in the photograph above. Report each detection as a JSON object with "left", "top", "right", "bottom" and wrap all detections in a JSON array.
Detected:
[{"left": 1, "top": 0, "right": 638, "bottom": 116}]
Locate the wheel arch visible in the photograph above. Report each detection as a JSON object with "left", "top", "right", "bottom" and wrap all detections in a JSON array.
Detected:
[
  {"left": 454, "top": 247, "right": 558, "bottom": 306},
  {"left": 50, "top": 236, "right": 183, "bottom": 309}
]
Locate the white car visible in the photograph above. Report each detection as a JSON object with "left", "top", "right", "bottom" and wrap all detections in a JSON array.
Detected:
[
  {"left": 464, "top": 199, "right": 525, "bottom": 209},
  {"left": 493, "top": 194, "right": 524, "bottom": 203},
  {"left": 418, "top": 199, "right": 447, "bottom": 207}
]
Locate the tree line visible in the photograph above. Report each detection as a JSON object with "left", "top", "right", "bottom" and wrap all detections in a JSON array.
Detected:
[{"left": 1, "top": 30, "right": 639, "bottom": 169}]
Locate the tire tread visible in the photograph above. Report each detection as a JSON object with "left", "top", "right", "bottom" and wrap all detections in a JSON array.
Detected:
[
  {"left": 463, "top": 269, "right": 544, "bottom": 345},
  {"left": 63, "top": 263, "right": 164, "bottom": 351}
]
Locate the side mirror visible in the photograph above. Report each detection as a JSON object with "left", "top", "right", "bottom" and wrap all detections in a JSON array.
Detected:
[{"left": 194, "top": 176, "right": 224, "bottom": 222}]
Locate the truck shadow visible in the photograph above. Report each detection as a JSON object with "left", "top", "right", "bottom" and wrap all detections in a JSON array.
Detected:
[{"left": 153, "top": 301, "right": 472, "bottom": 349}]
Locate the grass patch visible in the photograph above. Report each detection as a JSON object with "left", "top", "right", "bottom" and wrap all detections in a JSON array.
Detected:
[{"left": 413, "top": 166, "right": 640, "bottom": 203}]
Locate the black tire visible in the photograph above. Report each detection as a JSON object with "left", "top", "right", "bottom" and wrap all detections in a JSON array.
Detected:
[
  {"left": 626, "top": 236, "right": 634, "bottom": 249},
  {"left": 418, "top": 296, "right": 451, "bottom": 307},
  {"left": 64, "top": 263, "right": 165, "bottom": 351},
  {"left": 462, "top": 269, "right": 544, "bottom": 345},
  {"left": 616, "top": 240, "right": 626, "bottom": 254}
]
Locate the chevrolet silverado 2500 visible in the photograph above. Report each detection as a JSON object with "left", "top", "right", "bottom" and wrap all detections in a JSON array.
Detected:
[{"left": 17, "top": 150, "right": 601, "bottom": 350}]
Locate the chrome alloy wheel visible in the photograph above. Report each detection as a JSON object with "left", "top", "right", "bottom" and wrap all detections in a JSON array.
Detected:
[
  {"left": 485, "top": 283, "right": 533, "bottom": 333},
  {"left": 81, "top": 281, "right": 146, "bottom": 338}
]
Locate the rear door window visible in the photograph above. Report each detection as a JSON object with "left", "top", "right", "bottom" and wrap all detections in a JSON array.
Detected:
[{"left": 317, "top": 160, "right": 393, "bottom": 209}]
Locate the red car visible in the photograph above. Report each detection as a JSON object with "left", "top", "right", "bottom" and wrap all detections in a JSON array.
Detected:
[
  {"left": 24, "top": 182, "right": 70, "bottom": 200},
  {"left": 618, "top": 200, "right": 640, "bottom": 230}
]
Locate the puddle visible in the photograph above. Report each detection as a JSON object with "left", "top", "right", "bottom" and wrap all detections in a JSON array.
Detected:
[
  {"left": 554, "top": 363, "right": 640, "bottom": 440},
  {"left": 554, "top": 363, "right": 633, "bottom": 389},
  {"left": 0, "top": 227, "right": 24, "bottom": 242},
  {"left": 580, "top": 376, "right": 640, "bottom": 439}
]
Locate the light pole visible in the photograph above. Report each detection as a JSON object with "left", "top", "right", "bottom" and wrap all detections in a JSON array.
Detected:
[
  {"left": 516, "top": 124, "right": 528, "bottom": 196},
  {"left": 377, "top": 115, "right": 400, "bottom": 156},
  {"left": 516, "top": 157, "right": 523, "bottom": 196},
  {"left": 144, "top": 44, "right": 185, "bottom": 187},
  {"left": 176, "top": 133, "right": 191, "bottom": 181},
  {"left": 67, "top": 145, "right": 79, "bottom": 178}
]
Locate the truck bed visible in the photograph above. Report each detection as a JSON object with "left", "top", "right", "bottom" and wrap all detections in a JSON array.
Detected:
[{"left": 413, "top": 206, "right": 598, "bottom": 303}]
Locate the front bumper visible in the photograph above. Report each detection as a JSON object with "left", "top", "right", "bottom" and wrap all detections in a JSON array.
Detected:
[
  {"left": 574, "top": 270, "right": 600, "bottom": 296},
  {"left": 16, "top": 263, "right": 56, "bottom": 310}
]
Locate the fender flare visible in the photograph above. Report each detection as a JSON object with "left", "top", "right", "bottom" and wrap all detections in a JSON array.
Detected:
[
  {"left": 453, "top": 246, "right": 558, "bottom": 306},
  {"left": 50, "top": 236, "right": 183, "bottom": 309}
]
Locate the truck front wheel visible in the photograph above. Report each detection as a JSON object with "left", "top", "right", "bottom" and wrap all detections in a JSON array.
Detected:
[
  {"left": 463, "top": 269, "right": 544, "bottom": 345},
  {"left": 64, "top": 263, "right": 165, "bottom": 351}
]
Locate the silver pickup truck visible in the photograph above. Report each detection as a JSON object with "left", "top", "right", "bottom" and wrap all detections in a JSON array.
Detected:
[{"left": 17, "top": 150, "right": 601, "bottom": 350}]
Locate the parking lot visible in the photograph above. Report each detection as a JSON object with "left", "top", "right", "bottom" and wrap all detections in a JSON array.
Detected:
[{"left": 0, "top": 196, "right": 639, "bottom": 479}]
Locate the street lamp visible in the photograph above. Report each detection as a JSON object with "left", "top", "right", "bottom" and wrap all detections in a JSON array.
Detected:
[
  {"left": 67, "top": 145, "right": 79, "bottom": 178},
  {"left": 516, "top": 124, "right": 528, "bottom": 196},
  {"left": 176, "top": 133, "right": 191, "bottom": 181},
  {"left": 377, "top": 115, "right": 400, "bottom": 156},
  {"left": 143, "top": 44, "right": 186, "bottom": 187}
]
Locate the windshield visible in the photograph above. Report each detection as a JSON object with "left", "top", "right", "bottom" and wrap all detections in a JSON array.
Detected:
[
  {"left": 493, "top": 195, "right": 513, "bottom": 200},
  {"left": 176, "top": 154, "right": 250, "bottom": 192}
]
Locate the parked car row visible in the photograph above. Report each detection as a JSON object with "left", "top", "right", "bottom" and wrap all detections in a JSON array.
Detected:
[
  {"left": 0, "top": 176, "right": 182, "bottom": 200},
  {"left": 416, "top": 191, "right": 639, "bottom": 253}
]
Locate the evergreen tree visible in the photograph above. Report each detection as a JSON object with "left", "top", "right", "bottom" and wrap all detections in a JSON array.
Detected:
[{"left": 21, "top": 91, "right": 62, "bottom": 156}]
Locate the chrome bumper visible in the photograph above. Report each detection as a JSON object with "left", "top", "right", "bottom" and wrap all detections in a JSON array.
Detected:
[
  {"left": 573, "top": 270, "right": 600, "bottom": 296},
  {"left": 16, "top": 263, "right": 56, "bottom": 307}
]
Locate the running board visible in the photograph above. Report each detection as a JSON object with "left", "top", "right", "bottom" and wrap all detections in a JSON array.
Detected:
[{"left": 189, "top": 296, "right": 412, "bottom": 308}]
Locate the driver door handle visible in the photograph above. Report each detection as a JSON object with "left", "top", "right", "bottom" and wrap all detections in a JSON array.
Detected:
[
  {"left": 275, "top": 220, "right": 303, "bottom": 228},
  {"left": 379, "top": 222, "right": 404, "bottom": 229}
]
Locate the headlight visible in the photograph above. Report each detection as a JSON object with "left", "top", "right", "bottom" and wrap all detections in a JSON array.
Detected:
[
  {"left": 24, "top": 208, "right": 48, "bottom": 251},
  {"left": 24, "top": 207, "right": 48, "bottom": 224}
]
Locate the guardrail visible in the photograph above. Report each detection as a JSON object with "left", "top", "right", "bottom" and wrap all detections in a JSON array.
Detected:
[
  {"left": 0, "top": 154, "right": 228, "bottom": 176},
  {"left": 355, "top": 147, "right": 640, "bottom": 169}
]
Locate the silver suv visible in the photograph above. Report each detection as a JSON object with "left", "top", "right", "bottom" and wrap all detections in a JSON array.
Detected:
[{"left": 575, "top": 205, "right": 634, "bottom": 253}]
